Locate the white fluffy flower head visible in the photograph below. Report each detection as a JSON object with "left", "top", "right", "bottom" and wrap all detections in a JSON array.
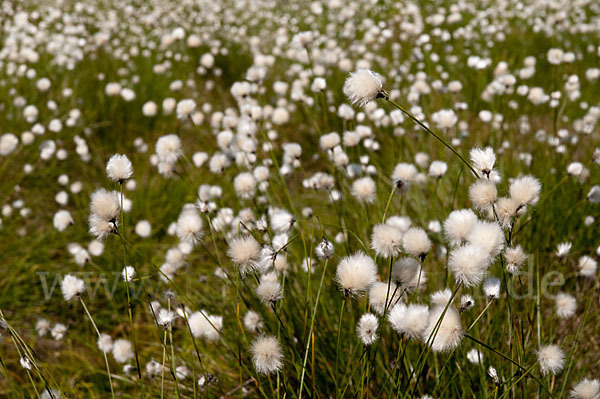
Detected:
[
  {"left": 357, "top": 313, "right": 379, "bottom": 345},
  {"left": 336, "top": 251, "right": 377, "bottom": 297},
  {"left": 343, "top": 69, "right": 384, "bottom": 107},
  {"left": 106, "top": 154, "right": 133, "bottom": 183},
  {"left": 251, "top": 335, "right": 283, "bottom": 375},
  {"left": 61, "top": 274, "right": 85, "bottom": 301}
]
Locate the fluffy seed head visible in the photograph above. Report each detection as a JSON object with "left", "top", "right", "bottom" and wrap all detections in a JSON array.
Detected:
[
  {"left": 53, "top": 210, "right": 74, "bottom": 232},
  {"left": 97, "top": 333, "right": 113, "bottom": 353},
  {"left": 357, "top": 313, "right": 379, "bottom": 345},
  {"left": 233, "top": 172, "right": 257, "bottom": 200},
  {"left": 466, "top": 221, "right": 504, "bottom": 257},
  {"left": 336, "top": 251, "right": 378, "bottom": 296},
  {"left": 60, "top": 274, "right": 85, "bottom": 301},
  {"left": 156, "top": 134, "right": 182, "bottom": 164},
  {"left": 176, "top": 209, "right": 203, "bottom": 245},
  {"left": 570, "top": 379, "right": 600, "bottom": 399},
  {"left": 270, "top": 209, "right": 295, "bottom": 234},
  {"left": 392, "top": 257, "right": 426, "bottom": 292},
  {"left": 188, "top": 311, "right": 222, "bottom": 341},
  {"left": 470, "top": 147, "right": 496, "bottom": 175},
  {"left": 443, "top": 209, "right": 478, "bottom": 246},
  {"left": 505, "top": 245, "right": 527, "bottom": 274},
  {"left": 256, "top": 273, "right": 283, "bottom": 304},
  {"left": 448, "top": 244, "right": 491, "bottom": 287},
  {"left": 90, "top": 189, "right": 120, "bottom": 222},
  {"left": 251, "top": 335, "right": 283, "bottom": 375},
  {"left": 122, "top": 266, "right": 135, "bottom": 282},
  {"left": 469, "top": 179, "right": 497, "bottom": 212},
  {"left": 510, "top": 175, "right": 542, "bottom": 206},
  {"left": 467, "top": 349, "right": 484, "bottom": 364},
  {"left": 578, "top": 256, "right": 597, "bottom": 278},
  {"left": 343, "top": 69, "right": 384, "bottom": 106},
  {"left": 244, "top": 310, "right": 263, "bottom": 333},
  {"left": 106, "top": 154, "right": 133, "bottom": 182},
  {"left": 351, "top": 177, "right": 377, "bottom": 204},
  {"left": 112, "top": 339, "right": 134, "bottom": 363},
  {"left": 423, "top": 305, "right": 463, "bottom": 352},
  {"left": 228, "top": 235, "right": 261, "bottom": 275},
  {"left": 368, "top": 281, "right": 402, "bottom": 315},
  {"left": 371, "top": 223, "right": 403, "bottom": 258},
  {"left": 402, "top": 227, "right": 431, "bottom": 259},
  {"left": 555, "top": 292, "right": 577, "bottom": 318},
  {"left": 482, "top": 277, "right": 501, "bottom": 299},
  {"left": 388, "top": 303, "right": 429, "bottom": 340},
  {"left": 537, "top": 344, "right": 565, "bottom": 375}
]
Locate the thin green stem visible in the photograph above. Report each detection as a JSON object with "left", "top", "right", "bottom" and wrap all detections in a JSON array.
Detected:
[{"left": 80, "top": 297, "right": 115, "bottom": 399}]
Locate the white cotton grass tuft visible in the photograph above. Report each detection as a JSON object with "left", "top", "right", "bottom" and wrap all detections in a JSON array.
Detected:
[
  {"left": 188, "top": 311, "right": 222, "bottom": 341},
  {"left": 555, "top": 292, "right": 577, "bottom": 318},
  {"left": 556, "top": 242, "right": 572, "bottom": 258},
  {"left": 431, "top": 288, "right": 454, "bottom": 306},
  {"left": 392, "top": 257, "right": 426, "bottom": 292},
  {"left": 60, "top": 274, "right": 85, "bottom": 301},
  {"left": 402, "top": 227, "right": 431, "bottom": 260},
  {"left": 315, "top": 237, "right": 334, "bottom": 259},
  {"left": 371, "top": 223, "right": 403, "bottom": 258},
  {"left": 36, "top": 319, "right": 51, "bottom": 337},
  {"left": 270, "top": 209, "right": 295, "bottom": 234},
  {"left": 505, "top": 245, "right": 527, "bottom": 274},
  {"left": 244, "top": 310, "right": 263, "bottom": 333},
  {"left": 422, "top": 305, "right": 463, "bottom": 352},
  {"left": 53, "top": 210, "right": 74, "bottom": 232},
  {"left": 570, "top": 378, "right": 600, "bottom": 399},
  {"left": 135, "top": 220, "right": 152, "bottom": 237},
  {"left": 97, "top": 333, "right": 113, "bottom": 353},
  {"left": 250, "top": 335, "right": 283, "bottom": 375},
  {"left": 351, "top": 177, "right": 377, "bottom": 204},
  {"left": 469, "top": 179, "right": 497, "bottom": 212},
  {"left": 175, "top": 208, "right": 203, "bottom": 245},
  {"left": 112, "top": 339, "right": 134, "bottom": 363},
  {"left": 537, "top": 344, "right": 565, "bottom": 375},
  {"left": 227, "top": 235, "right": 261, "bottom": 275},
  {"left": 122, "top": 266, "right": 135, "bottom": 282},
  {"left": 106, "top": 154, "right": 133, "bottom": 182},
  {"left": 495, "top": 197, "right": 520, "bottom": 228},
  {"left": 466, "top": 221, "right": 504, "bottom": 257},
  {"left": 388, "top": 303, "right": 429, "bottom": 340},
  {"left": 460, "top": 295, "right": 475, "bottom": 312},
  {"left": 482, "top": 277, "right": 501, "bottom": 299},
  {"left": 466, "top": 348, "right": 484, "bottom": 364},
  {"left": 343, "top": 69, "right": 384, "bottom": 106},
  {"left": 256, "top": 273, "right": 283, "bottom": 305},
  {"left": 336, "top": 251, "right": 378, "bottom": 297},
  {"left": 233, "top": 172, "right": 257, "bottom": 200},
  {"left": 157, "top": 308, "right": 178, "bottom": 327},
  {"left": 443, "top": 209, "right": 478, "bottom": 246},
  {"left": 368, "top": 281, "right": 402, "bottom": 315},
  {"left": 509, "top": 175, "right": 542, "bottom": 206},
  {"left": 448, "top": 244, "right": 491, "bottom": 287},
  {"left": 156, "top": 134, "right": 182, "bottom": 164},
  {"left": 578, "top": 256, "right": 597, "bottom": 278},
  {"left": 469, "top": 147, "right": 496, "bottom": 176},
  {"left": 90, "top": 189, "right": 120, "bottom": 222},
  {"left": 357, "top": 313, "right": 379, "bottom": 345}
]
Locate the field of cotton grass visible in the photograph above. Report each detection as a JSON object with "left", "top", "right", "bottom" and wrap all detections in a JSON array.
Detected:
[{"left": 1, "top": 0, "right": 600, "bottom": 398}]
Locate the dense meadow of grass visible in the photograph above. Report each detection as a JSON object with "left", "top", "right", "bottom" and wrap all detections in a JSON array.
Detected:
[{"left": 0, "top": 0, "right": 599, "bottom": 397}]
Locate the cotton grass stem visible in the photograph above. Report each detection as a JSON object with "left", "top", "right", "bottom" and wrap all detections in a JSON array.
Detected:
[
  {"left": 79, "top": 297, "right": 115, "bottom": 399},
  {"left": 298, "top": 258, "right": 329, "bottom": 398}
]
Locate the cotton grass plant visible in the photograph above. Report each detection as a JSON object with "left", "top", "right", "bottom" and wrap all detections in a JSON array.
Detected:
[{"left": 0, "top": 0, "right": 600, "bottom": 398}]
